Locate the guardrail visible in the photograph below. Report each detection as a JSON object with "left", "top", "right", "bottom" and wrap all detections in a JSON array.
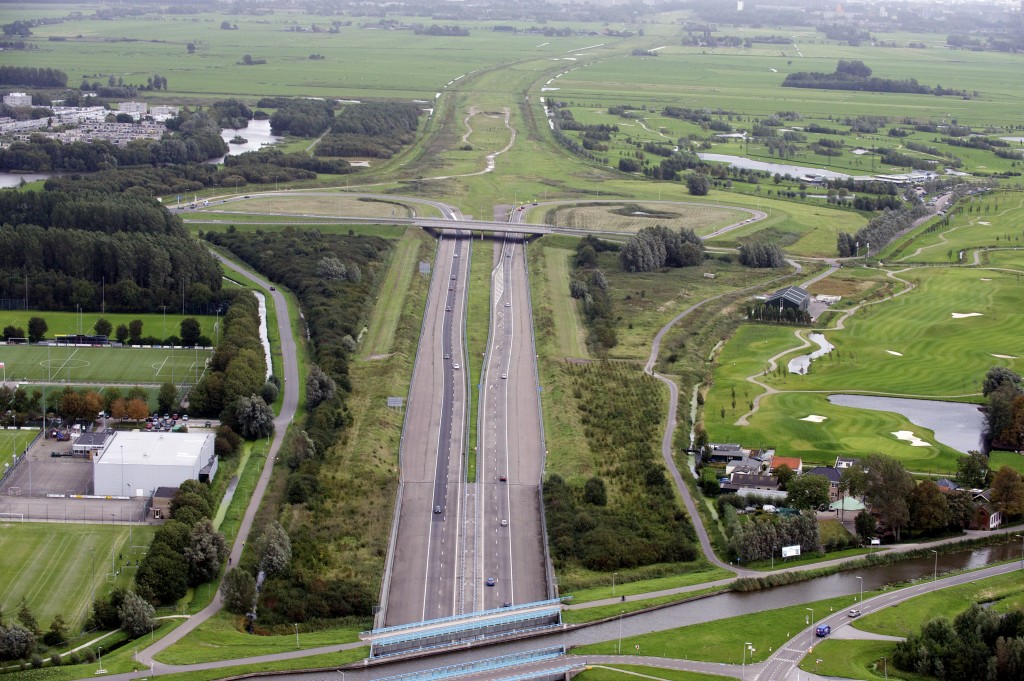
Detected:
[{"left": 371, "top": 646, "right": 566, "bottom": 681}]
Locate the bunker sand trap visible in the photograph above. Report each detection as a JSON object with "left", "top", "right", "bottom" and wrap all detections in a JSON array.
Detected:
[
  {"left": 800, "top": 415, "right": 827, "bottom": 423},
  {"left": 992, "top": 354, "right": 1017, "bottom": 359},
  {"left": 950, "top": 312, "right": 983, "bottom": 319},
  {"left": 886, "top": 350, "right": 903, "bottom": 356},
  {"left": 893, "top": 430, "right": 931, "bottom": 447}
]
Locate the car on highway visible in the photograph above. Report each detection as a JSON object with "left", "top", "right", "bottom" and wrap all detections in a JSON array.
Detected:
[
  {"left": 848, "top": 609, "right": 861, "bottom": 618},
  {"left": 434, "top": 505, "right": 442, "bottom": 514},
  {"left": 486, "top": 577, "right": 496, "bottom": 586},
  {"left": 501, "top": 373, "right": 507, "bottom": 379},
  {"left": 502, "top": 601, "right": 512, "bottom": 607},
  {"left": 446, "top": 306, "right": 452, "bottom": 311},
  {"left": 451, "top": 274, "right": 457, "bottom": 280},
  {"left": 504, "top": 302, "right": 510, "bottom": 307},
  {"left": 815, "top": 625, "right": 831, "bottom": 637},
  {"left": 444, "top": 354, "right": 450, "bottom": 359},
  {"left": 499, "top": 475, "right": 507, "bottom": 481},
  {"left": 453, "top": 363, "right": 460, "bottom": 369},
  {"left": 500, "top": 519, "right": 508, "bottom": 527}
]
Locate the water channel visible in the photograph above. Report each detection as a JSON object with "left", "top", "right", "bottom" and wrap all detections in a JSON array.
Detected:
[
  {"left": 787, "top": 333, "right": 834, "bottom": 374},
  {"left": 697, "top": 153, "right": 852, "bottom": 180},
  {"left": 0, "top": 172, "right": 53, "bottom": 188},
  {"left": 827, "top": 394, "right": 985, "bottom": 454},
  {"left": 269, "top": 543, "right": 1021, "bottom": 681}
]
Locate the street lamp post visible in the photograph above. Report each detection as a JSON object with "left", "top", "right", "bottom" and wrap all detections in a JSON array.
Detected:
[
  {"left": 126, "top": 483, "right": 132, "bottom": 543},
  {"left": 856, "top": 575, "right": 863, "bottom": 603},
  {"left": 931, "top": 549, "right": 938, "bottom": 581},
  {"left": 742, "top": 641, "right": 753, "bottom": 681},
  {"left": 617, "top": 610, "right": 624, "bottom": 654},
  {"left": 882, "top": 656, "right": 888, "bottom": 681},
  {"left": 294, "top": 623, "right": 299, "bottom": 649},
  {"left": 1015, "top": 535, "right": 1023, "bottom": 569},
  {"left": 612, "top": 572, "right": 618, "bottom": 597},
  {"left": 97, "top": 646, "right": 104, "bottom": 673},
  {"left": 806, "top": 607, "right": 814, "bottom": 626}
]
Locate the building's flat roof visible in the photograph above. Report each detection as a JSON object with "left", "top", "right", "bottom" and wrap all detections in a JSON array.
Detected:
[
  {"left": 75, "top": 431, "right": 111, "bottom": 447},
  {"left": 95, "top": 431, "right": 209, "bottom": 467}
]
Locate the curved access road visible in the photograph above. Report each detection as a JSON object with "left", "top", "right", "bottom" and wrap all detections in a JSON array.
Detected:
[
  {"left": 134, "top": 252, "right": 301, "bottom": 666},
  {"left": 643, "top": 263, "right": 804, "bottom": 576}
]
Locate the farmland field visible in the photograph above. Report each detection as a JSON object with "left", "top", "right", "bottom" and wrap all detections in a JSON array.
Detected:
[
  {"left": 541, "top": 201, "right": 742, "bottom": 235},
  {"left": 0, "top": 344, "right": 213, "bottom": 386},
  {"left": 0, "top": 523, "right": 156, "bottom": 630}
]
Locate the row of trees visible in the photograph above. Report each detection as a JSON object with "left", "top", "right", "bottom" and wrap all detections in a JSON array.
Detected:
[
  {"left": 187, "top": 291, "right": 274, "bottom": 438},
  {"left": 836, "top": 203, "right": 931, "bottom": 256},
  {"left": 262, "top": 97, "right": 334, "bottom": 137},
  {"left": 783, "top": 60, "right": 967, "bottom": 97},
  {"left": 728, "top": 513, "right": 820, "bottom": 562},
  {"left": 315, "top": 101, "right": 423, "bottom": 159},
  {"left": 570, "top": 236, "right": 617, "bottom": 351},
  {"left": 619, "top": 226, "right": 705, "bottom": 273},
  {"left": 134, "top": 480, "right": 227, "bottom": 605},
  {"left": 0, "top": 65, "right": 66, "bottom": 87}
]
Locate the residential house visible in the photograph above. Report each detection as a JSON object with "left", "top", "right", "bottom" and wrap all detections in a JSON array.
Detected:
[
  {"left": 834, "top": 456, "right": 858, "bottom": 469},
  {"left": 805, "top": 466, "right": 843, "bottom": 501},
  {"left": 969, "top": 489, "right": 1002, "bottom": 530},
  {"left": 770, "top": 456, "right": 803, "bottom": 475}
]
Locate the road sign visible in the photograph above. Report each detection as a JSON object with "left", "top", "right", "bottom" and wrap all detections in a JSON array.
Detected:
[{"left": 386, "top": 397, "right": 404, "bottom": 408}]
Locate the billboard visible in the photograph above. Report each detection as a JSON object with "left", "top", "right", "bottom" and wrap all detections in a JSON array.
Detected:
[{"left": 781, "top": 544, "right": 801, "bottom": 558}]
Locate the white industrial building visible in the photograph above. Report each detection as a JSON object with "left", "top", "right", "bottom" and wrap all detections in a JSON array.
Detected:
[
  {"left": 92, "top": 431, "right": 217, "bottom": 498},
  {"left": 3, "top": 92, "right": 32, "bottom": 107}
]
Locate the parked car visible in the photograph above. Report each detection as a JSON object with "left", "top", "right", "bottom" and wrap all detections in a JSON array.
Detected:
[{"left": 815, "top": 625, "right": 831, "bottom": 637}]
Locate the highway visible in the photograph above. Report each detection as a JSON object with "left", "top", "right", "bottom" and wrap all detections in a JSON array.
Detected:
[
  {"left": 384, "top": 233, "right": 472, "bottom": 626},
  {"left": 475, "top": 236, "right": 548, "bottom": 611}
]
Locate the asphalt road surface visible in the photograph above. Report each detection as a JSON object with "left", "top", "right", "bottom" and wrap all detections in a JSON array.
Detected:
[
  {"left": 476, "top": 237, "right": 547, "bottom": 610},
  {"left": 384, "top": 234, "right": 472, "bottom": 625}
]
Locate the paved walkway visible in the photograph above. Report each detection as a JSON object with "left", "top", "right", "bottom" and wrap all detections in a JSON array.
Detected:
[{"left": 132, "top": 253, "right": 301, "bottom": 667}]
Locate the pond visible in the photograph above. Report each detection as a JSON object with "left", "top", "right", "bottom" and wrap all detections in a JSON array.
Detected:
[
  {"left": 697, "top": 153, "right": 851, "bottom": 179},
  {"left": 827, "top": 394, "right": 985, "bottom": 453},
  {"left": 209, "top": 118, "right": 283, "bottom": 163},
  {"left": 787, "top": 333, "right": 834, "bottom": 374}
]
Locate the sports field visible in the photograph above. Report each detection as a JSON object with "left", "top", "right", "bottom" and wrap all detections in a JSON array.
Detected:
[
  {"left": 0, "top": 345, "right": 212, "bottom": 386},
  {"left": 0, "top": 523, "right": 155, "bottom": 630}
]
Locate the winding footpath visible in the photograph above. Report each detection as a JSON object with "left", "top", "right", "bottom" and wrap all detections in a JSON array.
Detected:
[{"left": 132, "top": 253, "right": 301, "bottom": 668}]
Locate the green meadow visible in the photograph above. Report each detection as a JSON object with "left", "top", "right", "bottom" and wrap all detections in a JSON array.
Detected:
[{"left": 703, "top": 263, "right": 1023, "bottom": 469}]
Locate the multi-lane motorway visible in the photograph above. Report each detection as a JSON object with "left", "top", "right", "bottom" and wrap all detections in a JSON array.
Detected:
[
  {"left": 382, "top": 228, "right": 549, "bottom": 626},
  {"left": 385, "top": 233, "right": 472, "bottom": 626}
]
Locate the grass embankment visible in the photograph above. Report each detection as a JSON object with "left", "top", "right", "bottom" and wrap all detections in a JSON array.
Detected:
[
  {"left": 800, "top": 570, "right": 1024, "bottom": 680},
  {"left": 562, "top": 584, "right": 732, "bottom": 625},
  {"left": 574, "top": 665, "right": 735, "bottom": 681},
  {"left": 154, "top": 611, "right": 365, "bottom": 665},
  {"left": 361, "top": 227, "right": 424, "bottom": 358},
  {"left": 0, "top": 524, "right": 156, "bottom": 631},
  {"left": 572, "top": 593, "right": 859, "bottom": 663}
]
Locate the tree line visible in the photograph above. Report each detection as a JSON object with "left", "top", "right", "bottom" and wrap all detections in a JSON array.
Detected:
[
  {"left": 261, "top": 97, "right": 334, "bottom": 137},
  {"left": 203, "top": 227, "right": 389, "bottom": 624},
  {"left": 783, "top": 60, "right": 968, "bottom": 97},
  {"left": 570, "top": 235, "right": 618, "bottom": 350},
  {"left": 187, "top": 291, "right": 274, "bottom": 446},
  {"left": 836, "top": 202, "right": 931, "bottom": 256},
  {"left": 0, "top": 65, "right": 67, "bottom": 87},
  {"left": 737, "top": 241, "right": 786, "bottom": 268}
]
